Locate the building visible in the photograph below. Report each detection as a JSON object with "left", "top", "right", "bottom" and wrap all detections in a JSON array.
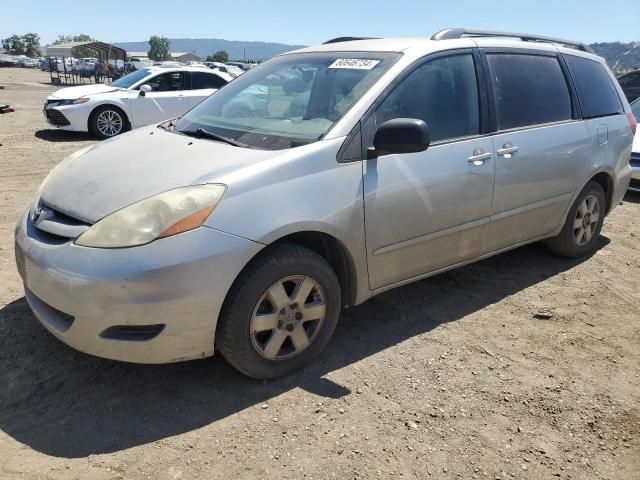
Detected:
[
  {"left": 171, "top": 52, "right": 201, "bottom": 62},
  {"left": 127, "top": 51, "right": 149, "bottom": 59}
]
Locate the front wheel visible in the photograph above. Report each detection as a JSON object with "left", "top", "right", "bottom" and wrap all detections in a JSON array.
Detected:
[
  {"left": 546, "top": 181, "right": 606, "bottom": 258},
  {"left": 90, "top": 105, "right": 127, "bottom": 139},
  {"left": 216, "top": 244, "right": 341, "bottom": 379}
]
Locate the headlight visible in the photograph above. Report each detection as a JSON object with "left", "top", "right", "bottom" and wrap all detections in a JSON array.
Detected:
[
  {"left": 75, "top": 184, "right": 226, "bottom": 248},
  {"left": 58, "top": 98, "right": 90, "bottom": 106}
]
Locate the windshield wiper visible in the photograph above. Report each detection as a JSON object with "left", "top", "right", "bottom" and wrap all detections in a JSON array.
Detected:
[
  {"left": 179, "top": 127, "right": 250, "bottom": 148},
  {"left": 158, "top": 117, "right": 180, "bottom": 131}
]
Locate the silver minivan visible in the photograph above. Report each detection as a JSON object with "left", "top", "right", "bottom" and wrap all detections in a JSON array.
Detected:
[{"left": 15, "top": 29, "right": 635, "bottom": 378}]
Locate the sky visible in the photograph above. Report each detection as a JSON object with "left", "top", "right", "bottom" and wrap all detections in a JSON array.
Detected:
[{"left": 1, "top": 0, "right": 638, "bottom": 46}]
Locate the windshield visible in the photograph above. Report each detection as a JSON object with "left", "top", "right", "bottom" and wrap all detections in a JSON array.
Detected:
[
  {"left": 175, "top": 52, "right": 400, "bottom": 150},
  {"left": 631, "top": 98, "right": 640, "bottom": 122},
  {"left": 111, "top": 68, "right": 153, "bottom": 89}
]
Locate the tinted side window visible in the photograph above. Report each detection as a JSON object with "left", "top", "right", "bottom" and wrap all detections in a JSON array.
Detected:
[
  {"left": 145, "top": 72, "right": 185, "bottom": 92},
  {"left": 376, "top": 54, "right": 480, "bottom": 142},
  {"left": 191, "top": 72, "right": 227, "bottom": 90},
  {"left": 618, "top": 72, "right": 640, "bottom": 87},
  {"left": 565, "top": 55, "right": 623, "bottom": 118},
  {"left": 486, "top": 54, "right": 572, "bottom": 130}
]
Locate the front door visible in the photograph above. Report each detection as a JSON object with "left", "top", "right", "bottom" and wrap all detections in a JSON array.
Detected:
[
  {"left": 363, "top": 51, "right": 495, "bottom": 290},
  {"left": 129, "top": 71, "right": 188, "bottom": 127}
]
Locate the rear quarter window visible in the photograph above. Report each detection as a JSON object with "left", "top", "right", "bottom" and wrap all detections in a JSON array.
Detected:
[
  {"left": 486, "top": 53, "right": 572, "bottom": 130},
  {"left": 191, "top": 72, "right": 227, "bottom": 89},
  {"left": 564, "top": 55, "right": 623, "bottom": 118}
]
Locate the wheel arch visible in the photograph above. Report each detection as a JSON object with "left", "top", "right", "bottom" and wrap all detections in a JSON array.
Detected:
[
  {"left": 553, "top": 169, "right": 615, "bottom": 238},
  {"left": 270, "top": 231, "right": 358, "bottom": 308},
  {"left": 589, "top": 171, "right": 614, "bottom": 214},
  {"left": 221, "top": 230, "right": 359, "bottom": 315}
]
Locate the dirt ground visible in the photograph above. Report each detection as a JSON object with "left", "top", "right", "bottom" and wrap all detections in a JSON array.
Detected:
[{"left": 0, "top": 68, "right": 638, "bottom": 480}]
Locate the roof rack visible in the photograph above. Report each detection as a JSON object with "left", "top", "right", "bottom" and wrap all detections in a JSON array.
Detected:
[
  {"left": 431, "top": 28, "right": 595, "bottom": 54},
  {"left": 323, "top": 36, "right": 378, "bottom": 44}
]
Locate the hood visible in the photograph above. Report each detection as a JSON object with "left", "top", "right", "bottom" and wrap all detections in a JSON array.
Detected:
[
  {"left": 49, "top": 84, "right": 122, "bottom": 100},
  {"left": 39, "top": 126, "right": 277, "bottom": 223}
]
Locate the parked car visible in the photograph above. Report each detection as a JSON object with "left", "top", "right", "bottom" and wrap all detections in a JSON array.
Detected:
[
  {"left": 629, "top": 98, "right": 640, "bottom": 192},
  {"left": 204, "top": 62, "right": 244, "bottom": 78},
  {"left": 125, "top": 57, "right": 153, "bottom": 71},
  {"left": 227, "top": 61, "right": 252, "bottom": 71},
  {"left": 73, "top": 57, "right": 97, "bottom": 72},
  {"left": 42, "top": 66, "right": 232, "bottom": 138},
  {"left": 16, "top": 30, "right": 635, "bottom": 379},
  {"left": 618, "top": 69, "right": 640, "bottom": 103},
  {"left": 16, "top": 57, "right": 38, "bottom": 68},
  {"left": 42, "top": 57, "right": 74, "bottom": 72},
  {"left": 0, "top": 53, "right": 14, "bottom": 67}
]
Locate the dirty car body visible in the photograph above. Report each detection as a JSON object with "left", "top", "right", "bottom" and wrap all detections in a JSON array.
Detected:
[{"left": 16, "top": 31, "right": 634, "bottom": 375}]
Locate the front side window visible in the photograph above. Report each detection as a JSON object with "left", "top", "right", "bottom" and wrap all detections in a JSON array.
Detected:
[
  {"left": 191, "top": 72, "right": 227, "bottom": 90},
  {"left": 487, "top": 53, "right": 572, "bottom": 130},
  {"left": 375, "top": 53, "right": 480, "bottom": 143},
  {"left": 565, "top": 55, "right": 623, "bottom": 118},
  {"left": 111, "top": 68, "right": 153, "bottom": 89},
  {"left": 175, "top": 52, "right": 400, "bottom": 150},
  {"left": 144, "top": 72, "right": 186, "bottom": 92}
]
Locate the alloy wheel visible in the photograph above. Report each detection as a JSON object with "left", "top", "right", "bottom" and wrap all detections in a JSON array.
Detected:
[
  {"left": 573, "top": 194, "right": 600, "bottom": 246},
  {"left": 96, "top": 110, "right": 123, "bottom": 137},
  {"left": 250, "top": 275, "right": 326, "bottom": 360}
]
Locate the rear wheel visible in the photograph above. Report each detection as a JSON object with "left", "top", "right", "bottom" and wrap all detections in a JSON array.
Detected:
[
  {"left": 546, "top": 181, "right": 606, "bottom": 258},
  {"left": 90, "top": 105, "right": 128, "bottom": 139},
  {"left": 216, "top": 244, "right": 341, "bottom": 379}
]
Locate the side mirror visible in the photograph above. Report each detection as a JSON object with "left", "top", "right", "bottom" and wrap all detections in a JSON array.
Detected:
[
  {"left": 370, "top": 118, "right": 430, "bottom": 157},
  {"left": 139, "top": 84, "right": 152, "bottom": 96}
]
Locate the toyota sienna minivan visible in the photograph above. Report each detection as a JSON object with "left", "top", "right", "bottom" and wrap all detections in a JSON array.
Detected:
[{"left": 15, "top": 29, "right": 635, "bottom": 379}]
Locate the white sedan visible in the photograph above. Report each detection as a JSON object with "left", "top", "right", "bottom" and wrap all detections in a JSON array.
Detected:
[
  {"left": 630, "top": 98, "right": 640, "bottom": 192},
  {"left": 43, "top": 66, "right": 233, "bottom": 138}
]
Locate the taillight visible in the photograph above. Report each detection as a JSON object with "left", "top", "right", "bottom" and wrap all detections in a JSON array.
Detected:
[{"left": 627, "top": 112, "right": 637, "bottom": 136}]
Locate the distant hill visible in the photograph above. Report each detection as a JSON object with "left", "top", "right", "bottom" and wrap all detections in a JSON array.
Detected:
[
  {"left": 113, "top": 38, "right": 306, "bottom": 62},
  {"left": 590, "top": 41, "right": 640, "bottom": 75},
  {"left": 112, "top": 37, "right": 640, "bottom": 73}
]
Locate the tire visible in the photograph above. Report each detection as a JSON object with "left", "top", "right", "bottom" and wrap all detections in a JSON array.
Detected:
[
  {"left": 546, "top": 181, "right": 606, "bottom": 258},
  {"left": 89, "top": 105, "right": 128, "bottom": 139},
  {"left": 217, "top": 243, "right": 341, "bottom": 379}
]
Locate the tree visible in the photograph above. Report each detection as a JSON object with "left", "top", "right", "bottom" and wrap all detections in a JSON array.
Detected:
[
  {"left": 22, "top": 33, "right": 41, "bottom": 57},
  {"left": 148, "top": 36, "right": 171, "bottom": 61},
  {"left": 52, "top": 33, "right": 96, "bottom": 58},
  {"left": 206, "top": 50, "right": 229, "bottom": 63},
  {"left": 2, "top": 34, "right": 26, "bottom": 55}
]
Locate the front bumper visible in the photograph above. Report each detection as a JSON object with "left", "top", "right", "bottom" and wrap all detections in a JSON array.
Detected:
[
  {"left": 43, "top": 101, "right": 92, "bottom": 132},
  {"left": 15, "top": 209, "right": 263, "bottom": 363}
]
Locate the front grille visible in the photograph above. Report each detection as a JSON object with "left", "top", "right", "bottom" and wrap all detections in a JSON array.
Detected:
[
  {"left": 630, "top": 153, "right": 640, "bottom": 168},
  {"left": 45, "top": 108, "right": 70, "bottom": 126},
  {"left": 29, "top": 201, "right": 91, "bottom": 243},
  {"left": 630, "top": 178, "right": 640, "bottom": 190}
]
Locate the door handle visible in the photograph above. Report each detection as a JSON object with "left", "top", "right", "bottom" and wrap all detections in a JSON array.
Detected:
[
  {"left": 468, "top": 150, "right": 492, "bottom": 165},
  {"left": 497, "top": 143, "right": 519, "bottom": 158}
]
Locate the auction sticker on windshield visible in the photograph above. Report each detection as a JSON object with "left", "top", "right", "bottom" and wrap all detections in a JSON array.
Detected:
[{"left": 328, "top": 59, "right": 380, "bottom": 70}]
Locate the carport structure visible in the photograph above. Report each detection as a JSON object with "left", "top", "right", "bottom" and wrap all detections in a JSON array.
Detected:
[{"left": 45, "top": 41, "right": 127, "bottom": 85}]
